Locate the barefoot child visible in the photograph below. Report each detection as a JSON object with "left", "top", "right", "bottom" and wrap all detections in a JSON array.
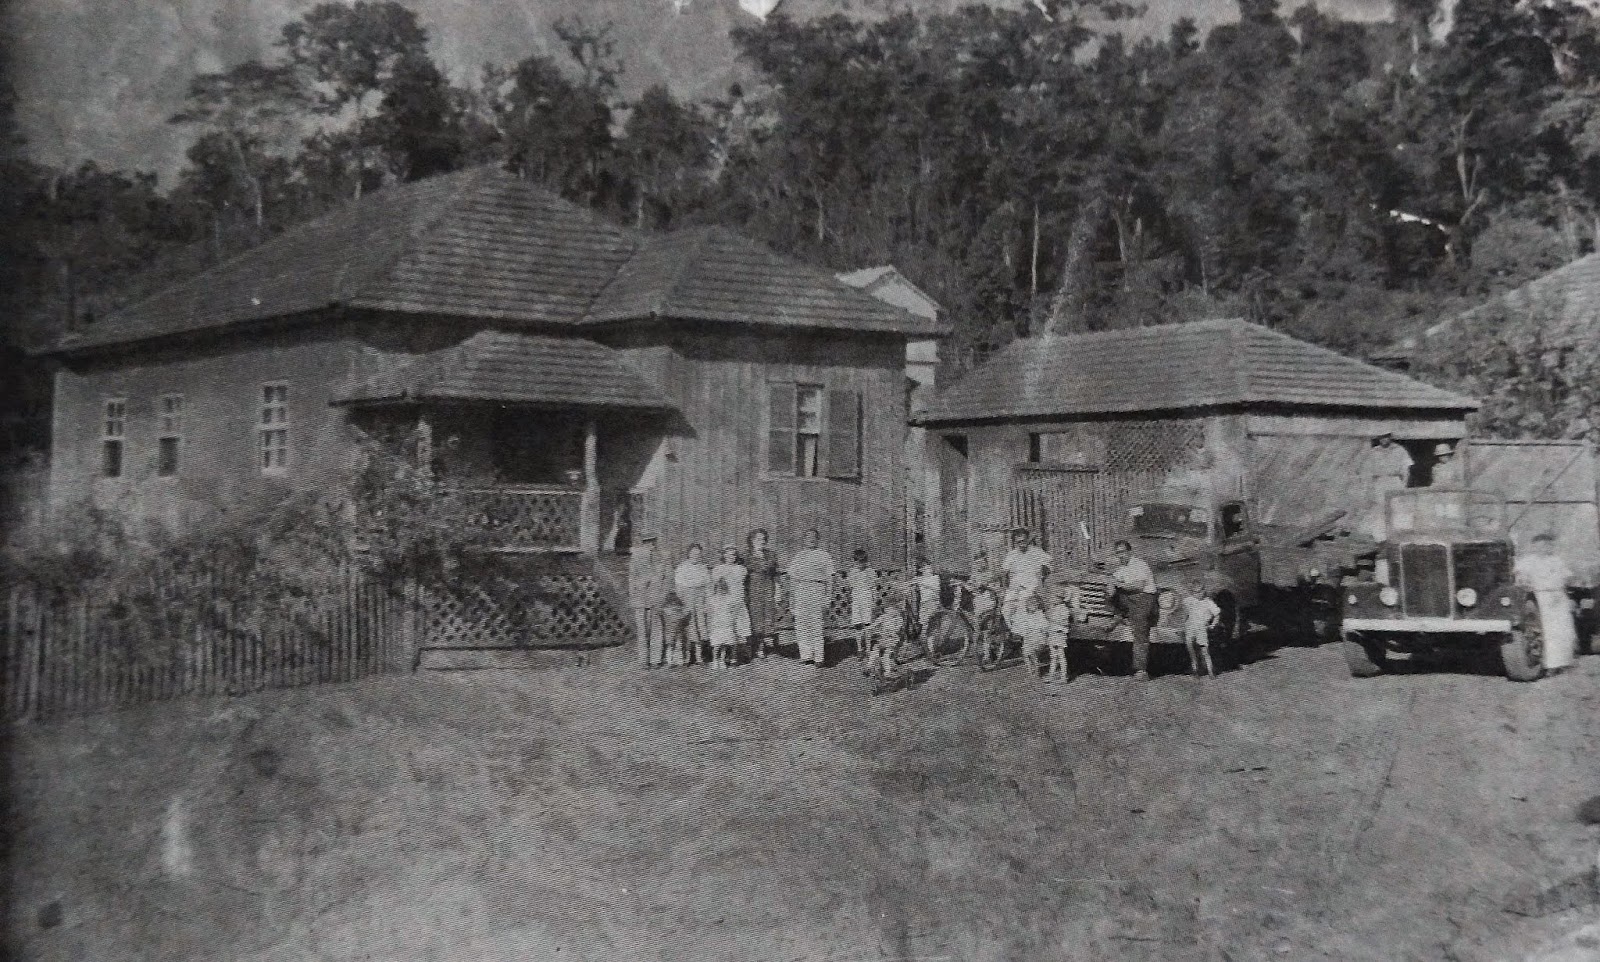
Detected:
[
  {"left": 705, "top": 578, "right": 750, "bottom": 670},
  {"left": 847, "top": 549, "right": 877, "bottom": 660},
  {"left": 1045, "top": 585, "right": 1081, "bottom": 683},
  {"left": 660, "top": 592, "right": 692, "bottom": 667},
  {"left": 1182, "top": 579, "right": 1220, "bottom": 678},
  {"left": 1012, "top": 592, "right": 1051, "bottom": 678},
  {"left": 913, "top": 557, "right": 942, "bottom": 632},
  {"left": 864, "top": 596, "right": 909, "bottom": 679}
]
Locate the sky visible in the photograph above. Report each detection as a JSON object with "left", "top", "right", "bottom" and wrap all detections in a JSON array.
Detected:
[{"left": 3, "top": 0, "right": 1398, "bottom": 185}]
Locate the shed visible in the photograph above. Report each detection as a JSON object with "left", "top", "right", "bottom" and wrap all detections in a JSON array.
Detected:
[{"left": 912, "top": 318, "right": 1479, "bottom": 570}]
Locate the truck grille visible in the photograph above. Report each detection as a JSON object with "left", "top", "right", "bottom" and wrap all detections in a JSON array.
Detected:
[
  {"left": 1453, "top": 542, "right": 1510, "bottom": 600},
  {"left": 1400, "top": 543, "right": 1451, "bottom": 617}
]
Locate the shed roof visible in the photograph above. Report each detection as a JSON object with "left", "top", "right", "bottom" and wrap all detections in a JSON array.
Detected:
[
  {"left": 52, "top": 166, "right": 940, "bottom": 354},
  {"left": 914, "top": 318, "right": 1478, "bottom": 425},
  {"left": 334, "top": 330, "right": 672, "bottom": 410},
  {"left": 584, "top": 227, "right": 945, "bottom": 335}
]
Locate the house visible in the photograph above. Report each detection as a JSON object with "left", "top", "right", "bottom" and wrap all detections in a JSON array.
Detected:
[
  {"left": 43, "top": 165, "right": 947, "bottom": 573},
  {"left": 911, "top": 318, "right": 1478, "bottom": 571},
  {"left": 836, "top": 265, "right": 943, "bottom": 558}
]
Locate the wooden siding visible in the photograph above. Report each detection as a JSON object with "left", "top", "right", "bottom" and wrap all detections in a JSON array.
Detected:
[{"left": 609, "top": 328, "right": 908, "bottom": 565}]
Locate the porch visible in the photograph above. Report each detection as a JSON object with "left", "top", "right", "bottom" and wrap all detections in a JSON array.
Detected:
[{"left": 336, "top": 330, "right": 675, "bottom": 554}]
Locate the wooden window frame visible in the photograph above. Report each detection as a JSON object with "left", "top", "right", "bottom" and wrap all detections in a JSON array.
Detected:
[
  {"left": 765, "top": 380, "right": 863, "bottom": 481},
  {"left": 259, "top": 382, "right": 290, "bottom": 475},
  {"left": 157, "top": 394, "right": 184, "bottom": 478},
  {"left": 101, "top": 398, "right": 126, "bottom": 479}
]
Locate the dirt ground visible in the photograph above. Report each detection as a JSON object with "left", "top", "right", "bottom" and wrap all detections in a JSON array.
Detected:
[{"left": 3, "top": 636, "right": 1598, "bottom": 962}]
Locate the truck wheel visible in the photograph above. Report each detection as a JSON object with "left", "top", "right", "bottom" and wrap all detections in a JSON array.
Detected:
[
  {"left": 1342, "top": 632, "right": 1386, "bottom": 677},
  {"left": 1500, "top": 598, "right": 1545, "bottom": 682}
]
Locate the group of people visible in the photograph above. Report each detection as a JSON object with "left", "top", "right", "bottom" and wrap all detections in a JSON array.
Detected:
[
  {"left": 626, "top": 527, "right": 839, "bottom": 670},
  {"left": 627, "top": 524, "right": 1226, "bottom": 682}
]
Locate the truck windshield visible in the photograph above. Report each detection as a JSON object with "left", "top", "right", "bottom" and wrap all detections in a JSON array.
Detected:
[
  {"left": 1388, "top": 490, "right": 1506, "bottom": 534},
  {"left": 1130, "top": 503, "right": 1209, "bottom": 538}
]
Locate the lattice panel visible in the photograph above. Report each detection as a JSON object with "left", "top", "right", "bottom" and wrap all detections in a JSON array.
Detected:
[
  {"left": 419, "top": 571, "right": 629, "bottom": 648},
  {"left": 453, "top": 488, "right": 583, "bottom": 549},
  {"left": 1103, "top": 420, "right": 1208, "bottom": 472}
]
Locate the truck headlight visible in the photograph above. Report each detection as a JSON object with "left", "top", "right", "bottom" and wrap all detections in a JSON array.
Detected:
[
  {"left": 1455, "top": 588, "right": 1478, "bottom": 608},
  {"left": 1379, "top": 587, "right": 1399, "bottom": 607},
  {"left": 1347, "top": 593, "right": 1360, "bottom": 606},
  {"left": 1500, "top": 596, "right": 1513, "bottom": 608}
]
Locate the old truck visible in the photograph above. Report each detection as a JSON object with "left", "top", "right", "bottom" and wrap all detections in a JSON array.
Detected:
[
  {"left": 1340, "top": 488, "right": 1544, "bottom": 679},
  {"left": 1056, "top": 485, "right": 1377, "bottom": 660}
]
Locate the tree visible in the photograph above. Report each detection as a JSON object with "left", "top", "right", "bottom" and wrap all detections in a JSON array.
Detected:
[
  {"left": 168, "top": 60, "right": 309, "bottom": 228},
  {"left": 370, "top": 52, "right": 466, "bottom": 181},
  {"left": 616, "top": 85, "right": 713, "bottom": 228},
  {"left": 279, "top": 1, "right": 433, "bottom": 197}
]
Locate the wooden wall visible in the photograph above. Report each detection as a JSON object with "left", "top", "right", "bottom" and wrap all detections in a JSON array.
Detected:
[{"left": 606, "top": 326, "right": 909, "bottom": 565}]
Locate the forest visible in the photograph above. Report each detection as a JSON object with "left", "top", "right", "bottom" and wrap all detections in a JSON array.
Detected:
[{"left": 4, "top": 0, "right": 1600, "bottom": 461}]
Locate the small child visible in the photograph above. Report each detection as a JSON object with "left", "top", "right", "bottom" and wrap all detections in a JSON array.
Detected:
[
  {"left": 660, "top": 591, "right": 692, "bottom": 668},
  {"left": 846, "top": 549, "right": 877, "bottom": 660},
  {"left": 913, "top": 557, "right": 942, "bottom": 630},
  {"left": 863, "top": 597, "right": 909, "bottom": 679},
  {"left": 705, "top": 578, "right": 750, "bottom": 670},
  {"left": 1012, "top": 592, "right": 1051, "bottom": 677},
  {"left": 1045, "top": 585, "right": 1081, "bottom": 683},
  {"left": 1181, "top": 579, "right": 1221, "bottom": 679}
]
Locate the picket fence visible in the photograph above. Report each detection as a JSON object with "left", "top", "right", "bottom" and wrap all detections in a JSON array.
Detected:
[{"left": 0, "top": 564, "right": 412, "bottom": 722}]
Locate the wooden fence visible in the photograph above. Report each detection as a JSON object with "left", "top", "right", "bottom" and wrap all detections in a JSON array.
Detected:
[{"left": 1, "top": 565, "right": 411, "bottom": 723}]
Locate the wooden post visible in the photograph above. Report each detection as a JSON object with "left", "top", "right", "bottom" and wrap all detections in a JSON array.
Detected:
[{"left": 580, "top": 418, "right": 600, "bottom": 553}]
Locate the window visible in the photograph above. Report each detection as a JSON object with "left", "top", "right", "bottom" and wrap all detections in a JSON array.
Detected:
[
  {"left": 157, "top": 394, "right": 184, "bottom": 477},
  {"left": 1027, "top": 433, "right": 1042, "bottom": 463},
  {"left": 766, "top": 382, "right": 862, "bottom": 479},
  {"left": 1220, "top": 502, "right": 1247, "bottom": 540},
  {"left": 101, "top": 399, "right": 126, "bottom": 478},
  {"left": 259, "top": 383, "right": 289, "bottom": 473}
]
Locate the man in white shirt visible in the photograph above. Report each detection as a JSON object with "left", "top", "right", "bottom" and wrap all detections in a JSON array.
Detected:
[
  {"left": 1111, "top": 540, "right": 1157, "bottom": 680},
  {"left": 1513, "top": 533, "right": 1578, "bottom": 674},
  {"left": 1366, "top": 433, "right": 1414, "bottom": 540},
  {"left": 1001, "top": 528, "right": 1052, "bottom": 626}
]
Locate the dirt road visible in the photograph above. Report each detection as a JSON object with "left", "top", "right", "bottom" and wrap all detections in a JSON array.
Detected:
[{"left": 4, "top": 642, "right": 1597, "bottom": 961}]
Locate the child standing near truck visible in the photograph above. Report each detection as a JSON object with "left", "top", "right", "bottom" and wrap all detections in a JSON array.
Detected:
[
  {"left": 1182, "top": 579, "right": 1221, "bottom": 678},
  {"left": 847, "top": 549, "right": 877, "bottom": 660},
  {"left": 1045, "top": 585, "right": 1081, "bottom": 683}
]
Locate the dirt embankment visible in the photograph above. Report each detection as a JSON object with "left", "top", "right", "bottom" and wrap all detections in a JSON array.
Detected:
[{"left": 4, "top": 644, "right": 1597, "bottom": 962}]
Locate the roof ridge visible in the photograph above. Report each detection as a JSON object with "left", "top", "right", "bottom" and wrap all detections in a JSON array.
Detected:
[
  {"left": 350, "top": 166, "right": 504, "bottom": 304},
  {"left": 655, "top": 226, "right": 719, "bottom": 317},
  {"left": 1246, "top": 322, "right": 1477, "bottom": 407}
]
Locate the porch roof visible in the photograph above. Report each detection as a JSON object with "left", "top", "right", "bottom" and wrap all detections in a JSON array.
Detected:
[{"left": 335, "top": 330, "right": 673, "bottom": 410}]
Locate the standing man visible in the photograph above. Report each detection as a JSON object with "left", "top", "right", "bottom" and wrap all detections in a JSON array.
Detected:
[
  {"left": 1111, "top": 540, "right": 1157, "bottom": 681},
  {"left": 1001, "top": 528, "right": 1052, "bottom": 627},
  {"left": 628, "top": 534, "right": 667, "bottom": 667},
  {"left": 1514, "top": 533, "right": 1579, "bottom": 675},
  {"left": 786, "top": 528, "right": 836, "bottom": 667},
  {"left": 1366, "top": 433, "right": 1414, "bottom": 540}
]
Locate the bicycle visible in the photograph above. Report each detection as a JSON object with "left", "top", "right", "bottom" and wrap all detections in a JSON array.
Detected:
[{"left": 903, "top": 577, "right": 1009, "bottom": 671}]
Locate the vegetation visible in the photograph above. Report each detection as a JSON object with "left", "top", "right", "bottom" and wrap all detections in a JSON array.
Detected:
[{"left": 7, "top": 0, "right": 1600, "bottom": 450}]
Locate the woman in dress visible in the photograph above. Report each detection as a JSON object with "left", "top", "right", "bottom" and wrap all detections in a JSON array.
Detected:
[
  {"left": 673, "top": 543, "right": 711, "bottom": 664},
  {"left": 745, "top": 529, "right": 782, "bottom": 659},
  {"left": 711, "top": 545, "right": 750, "bottom": 662},
  {"left": 786, "top": 528, "right": 836, "bottom": 666}
]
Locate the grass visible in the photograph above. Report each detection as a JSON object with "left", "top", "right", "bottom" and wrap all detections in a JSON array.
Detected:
[{"left": 4, "top": 642, "right": 1598, "bottom": 962}]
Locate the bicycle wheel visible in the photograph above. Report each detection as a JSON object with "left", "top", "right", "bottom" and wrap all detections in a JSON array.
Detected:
[{"left": 923, "top": 608, "right": 973, "bottom": 666}]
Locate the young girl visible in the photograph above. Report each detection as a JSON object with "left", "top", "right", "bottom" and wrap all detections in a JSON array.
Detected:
[
  {"left": 863, "top": 595, "right": 909, "bottom": 680},
  {"left": 711, "top": 545, "right": 749, "bottom": 660},
  {"left": 1181, "top": 580, "right": 1221, "bottom": 679},
  {"left": 660, "top": 591, "right": 692, "bottom": 668},
  {"left": 674, "top": 543, "right": 711, "bottom": 664},
  {"left": 1012, "top": 592, "right": 1052, "bottom": 677},
  {"left": 847, "top": 549, "right": 877, "bottom": 660},
  {"left": 1045, "top": 585, "right": 1081, "bottom": 683},
  {"left": 913, "top": 557, "right": 942, "bottom": 631},
  {"left": 705, "top": 578, "right": 751, "bottom": 670}
]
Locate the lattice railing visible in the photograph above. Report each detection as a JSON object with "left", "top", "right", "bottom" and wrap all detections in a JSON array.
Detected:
[
  {"left": 450, "top": 486, "right": 583, "bottom": 550},
  {"left": 417, "top": 564, "right": 629, "bottom": 649}
]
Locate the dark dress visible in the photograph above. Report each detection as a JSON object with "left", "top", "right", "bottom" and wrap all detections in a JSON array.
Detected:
[{"left": 746, "top": 548, "right": 781, "bottom": 637}]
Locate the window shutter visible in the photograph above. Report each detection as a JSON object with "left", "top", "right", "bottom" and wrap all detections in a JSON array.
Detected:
[
  {"left": 825, "top": 388, "right": 861, "bottom": 479},
  {"left": 767, "top": 382, "right": 796, "bottom": 475}
]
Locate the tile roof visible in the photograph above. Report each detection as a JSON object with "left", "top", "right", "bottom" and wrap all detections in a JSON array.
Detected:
[
  {"left": 334, "top": 330, "right": 672, "bottom": 409},
  {"left": 1392, "top": 252, "right": 1600, "bottom": 358},
  {"left": 52, "top": 167, "right": 940, "bottom": 354},
  {"left": 914, "top": 318, "right": 1478, "bottom": 425},
  {"left": 583, "top": 227, "right": 946, "bottom": 335}
]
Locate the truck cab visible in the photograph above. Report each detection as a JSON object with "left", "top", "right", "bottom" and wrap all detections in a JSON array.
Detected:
[{"left": 1340, "top": 488, "right": 1543, "bottom": 680}]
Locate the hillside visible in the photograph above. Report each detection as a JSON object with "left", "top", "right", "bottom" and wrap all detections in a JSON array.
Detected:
[{"left": 6, "top": 0, "right": 1394, "bottom": 182}]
